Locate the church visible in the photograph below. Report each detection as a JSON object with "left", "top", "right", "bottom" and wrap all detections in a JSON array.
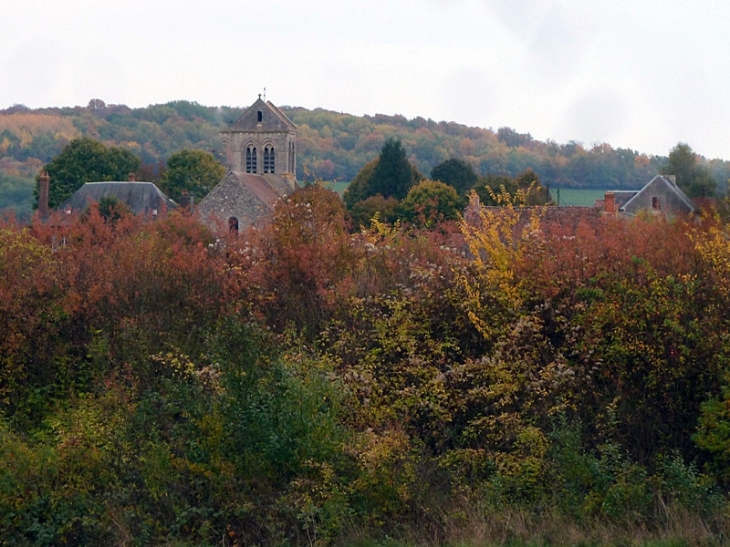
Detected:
[{"left": 197, "top": 96, "right": 298, "bottom": 231}]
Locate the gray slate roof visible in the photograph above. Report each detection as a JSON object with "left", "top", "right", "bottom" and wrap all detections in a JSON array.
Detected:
[{"left": 60, "top": 182, "right": 177, "bottom": 215}]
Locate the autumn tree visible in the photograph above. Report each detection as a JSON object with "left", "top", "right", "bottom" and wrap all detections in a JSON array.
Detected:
[
  {"left": 161, "top": 149, "right": 226, "bottom": 202},
  {"left": 398, "top": 179, "right": 462, "bottom": 227},
  {"left": 35, "top": 137, "right": 141, "bottom": 208},
  {"left": 431, "top": 158, "right": 479, "bottom": 195}
]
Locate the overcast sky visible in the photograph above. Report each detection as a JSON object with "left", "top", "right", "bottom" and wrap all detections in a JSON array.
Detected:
[{"left": 2, "top": 0, "right": 729, "bottom": 159}]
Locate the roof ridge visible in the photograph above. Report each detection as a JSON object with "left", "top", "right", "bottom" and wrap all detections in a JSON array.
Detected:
[{"left": 266, "top": 101, "right": 297, "bottom": 131}]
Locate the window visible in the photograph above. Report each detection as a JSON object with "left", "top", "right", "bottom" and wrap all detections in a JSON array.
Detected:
[
  {"left": 264, "top": 145, "right": 275, "bottom": 173},
  {"left": 246, "top": 146, "right": 257, "bottom": 173},
  {"left": 229, "top": 216, "right": 239, "bottom": 234},
  {"left": 652, "top": 196, "right": 660, "bottom": 210},
  {"left": 257, "top": 110, "right": 263, "bottom": 122}
]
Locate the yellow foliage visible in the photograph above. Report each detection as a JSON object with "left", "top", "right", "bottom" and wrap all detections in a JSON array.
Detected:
[
  {"left": 693, "top": 215, "right": 730, "bottom": 300},
  {"left": 0, "top": 113, "right": 80, "bottom": 146},
  {"left": 458, "top": 188, "right": 544, "bottom": 342}
]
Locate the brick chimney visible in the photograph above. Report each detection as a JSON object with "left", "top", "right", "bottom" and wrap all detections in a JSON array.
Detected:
[
  {"left": 179, "top": 190, "right": 190, "bottom": 211},
  {"left": 604, "top": 191, "right": 616, "bottom": 214},
  {"left": 128, "top": 172, "right": 136, "bottom": 182},
  {"left": 465, "top": 191, "right": 481, "bottom": 224},
  {"left": 39, "top": 171, "right": 50, "bottom": 219}
]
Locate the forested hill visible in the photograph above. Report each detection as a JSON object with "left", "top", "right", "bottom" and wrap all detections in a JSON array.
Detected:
[{"left": 2, "top": 99, "right": 730, "bottom": 190}]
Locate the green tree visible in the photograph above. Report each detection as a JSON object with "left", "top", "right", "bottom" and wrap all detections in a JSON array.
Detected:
[
  {"left": 515, "top": 168, "right": 550, "bottom": 205},
  {"left": 343, "top": 158, "right": 379, "bottom": 209},
  {"left": 349, "top": 194, "right": 399, "bottom": 228},
  {"left": 369, "top": 138, "right": 421, "bottom": 200},
  {"left": 431, "top": 158, "right": 479, "bottom": 195},
  {"left": 472, "top": 173, "right": 515, "bottom": 205},
  {"left": 472, "top": 169, "right": 548, "bottom": 206},
  {"left": 663, "top": 142, "right": 717, "bottom": 198},
  {"left": 35, "top": 137, "right": 141, "bottom": 209},
  {"left": 398, "top": 179, "right": 462, "bottom": 227},
  {"left": 161, "top": 149, "right": 226, "bottom": 202}
]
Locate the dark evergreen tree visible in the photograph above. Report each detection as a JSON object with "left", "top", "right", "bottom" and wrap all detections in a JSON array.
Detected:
[
  {"left": 431, "top": 158, "right": 479, "bottom": 194},
  {"left": 369, "top": 138, "right": 418, "bottom": 200},
  {"left": 343, "top": 158, "right": 378, "bottom": 209}
]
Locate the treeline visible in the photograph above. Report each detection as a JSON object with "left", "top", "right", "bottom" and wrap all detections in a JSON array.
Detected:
[
  {"left": 2, "top": 190, "right": 730, "bottom": 545},
  {"left": 3, "top": 99, "right": 730, "bottom": 190}
]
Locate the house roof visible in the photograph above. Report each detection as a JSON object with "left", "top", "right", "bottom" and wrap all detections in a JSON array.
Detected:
[
  {"left": 224, "top": 97, "right": 297, "bottom": 133},
  {"left": 620, "top": 175, "right": 695, "bottom": 214},
  {"left": 613, "top": 190, "right": 639, "bottom": 209},
  {"left": 60, "top": 181, "right": 177, "bottom": 214}
]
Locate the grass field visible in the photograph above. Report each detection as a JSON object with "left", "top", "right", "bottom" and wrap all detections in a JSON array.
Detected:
[
  {"left": 322, "top": 180, "right": 350, "bottom": 194},
  {"left": 550, "top": 188, "right": 608, "bottom": 207}
]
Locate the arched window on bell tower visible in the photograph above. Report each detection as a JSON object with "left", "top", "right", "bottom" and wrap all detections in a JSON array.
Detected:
[
  {"left": 245, "top": 145, "right": 257, "bottom": 173},
  {"left": 264, "top": 145, "right": 275, "bottom": 173}
]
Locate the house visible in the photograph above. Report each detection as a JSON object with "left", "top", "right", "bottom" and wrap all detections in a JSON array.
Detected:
[
  {"left": 599, "top": 175, "right": 695, "bottom": 217},
  {"left": 197, "top": 96, "right": 298, "bottom": 232},
  {"left": 58, "top": 174, "right": 177, "bottom": 216}
]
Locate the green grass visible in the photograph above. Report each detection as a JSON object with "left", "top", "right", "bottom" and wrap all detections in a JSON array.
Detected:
[
  {"left": 323, "top": 180, "right": 350, "bottom": 195},
  {"left": 550, "top": 188, "right": 609, "bottom": 207}
]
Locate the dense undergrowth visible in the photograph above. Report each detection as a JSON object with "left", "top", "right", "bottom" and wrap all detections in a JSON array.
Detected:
[{"left": 2, "top": 187, "right": 730, "bottom": 546}]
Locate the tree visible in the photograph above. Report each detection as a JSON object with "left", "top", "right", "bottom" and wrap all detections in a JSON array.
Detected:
[
  {"left": 161, "top": 149, "right": 226, "bottom": 203},
  {"left": 349, "top": 195, "right": 399, "bottom": 228},
  {"left": 343, "top": 140, "right": 422, "bottom": 211},
  {"left": 663, "top": 142, "right": 717, "bottom": 198},
  {"left": 369, "top": 138, "right": 421, "bottom": 201},
  {"left": 35, "top": 137, "right": 141, "bottom": 209},
  {"left": 472, "top": 174, "right": 515, "bottom": 205},
  {"left": 398, "top": 180, "right": 462, "bottom": 228},
  {"left": 431, "top": 158, "right": 479, "bottom": 195},
  {"left": 472, "top": 169, "right": 548, "bottom": 206},
  {"left": 343, "top": 158, "right": 379, "bottom": 209},
  {"left": 497, "top": 126, "right": 533, "bottom": 148}
]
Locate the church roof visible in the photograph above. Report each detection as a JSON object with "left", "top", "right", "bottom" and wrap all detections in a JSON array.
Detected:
[
  {"left": 224, "top": 97, "right": 297, "bottom": 133},
  {"left": 196, "top": 171, "right": 283, "bottom": 231},
  {"left": 236, "top": 172, "right": 281, "bottom": 211},
  {"left": 60, "top": 181, "right": 177, "bottom": 214}
]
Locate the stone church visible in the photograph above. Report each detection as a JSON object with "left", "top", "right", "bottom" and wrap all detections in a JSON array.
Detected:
[{"left": 197, "top": 96, "right": 298, "bottom": 231}]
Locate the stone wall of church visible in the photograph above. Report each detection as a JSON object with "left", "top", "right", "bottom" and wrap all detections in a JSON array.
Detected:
[
  {"left": 197, "top": 172, "right": 273, "bottom": 230},
  {"left": 225, "top": 131, "right": 296, "bottom": 176}
]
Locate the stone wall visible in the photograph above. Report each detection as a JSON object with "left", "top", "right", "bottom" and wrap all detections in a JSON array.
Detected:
[{"left": 197, "top": 172, "right": 273, "bottom": 231}]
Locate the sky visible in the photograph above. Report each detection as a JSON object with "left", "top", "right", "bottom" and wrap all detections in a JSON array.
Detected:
[{"left": 2, "top": 0, "right": 729, "bottom": 159}]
